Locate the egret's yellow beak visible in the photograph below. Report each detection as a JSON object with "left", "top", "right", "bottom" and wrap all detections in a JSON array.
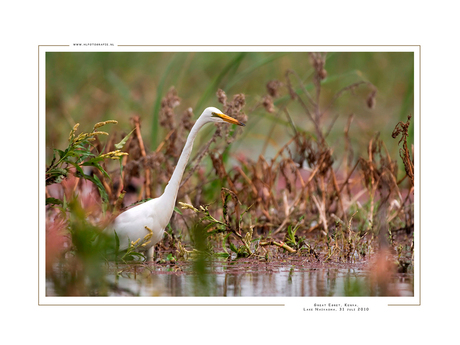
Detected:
[{"left": 212, "top": 112, "right": 245, "bottom": 126}]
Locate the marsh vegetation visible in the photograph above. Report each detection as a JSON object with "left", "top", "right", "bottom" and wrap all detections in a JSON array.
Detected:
[{"left": 45, "top": 51, "right": 414, "bottom": 296}]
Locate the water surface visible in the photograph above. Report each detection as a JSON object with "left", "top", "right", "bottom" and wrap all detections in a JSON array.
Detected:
[{"left": 98, "top": 259, "right": 414, "bottom": 297}]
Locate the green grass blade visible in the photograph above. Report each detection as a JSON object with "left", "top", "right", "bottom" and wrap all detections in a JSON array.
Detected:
[
  {"left": 195, "top": 52, "right": 247, "bottom": 112},
  {"left": 107, "top": 70, "right": 131, "bottom": 102},
  {"left": 226, "top": 52, "right": 287, "bottom": 90}
]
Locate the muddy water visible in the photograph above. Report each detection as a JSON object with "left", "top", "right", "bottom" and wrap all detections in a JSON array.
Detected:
[{"left": 104, "top": 259, "right": 414, "bottom": 297}]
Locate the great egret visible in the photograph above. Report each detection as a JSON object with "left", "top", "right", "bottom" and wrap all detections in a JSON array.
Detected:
[{"left": 104, "top": 107, "right": 245, "bottom": 261}]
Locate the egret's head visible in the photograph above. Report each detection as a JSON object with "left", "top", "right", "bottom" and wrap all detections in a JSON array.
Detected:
[{"left": 201, "top": 107, "right": 245, "bottom": 126}]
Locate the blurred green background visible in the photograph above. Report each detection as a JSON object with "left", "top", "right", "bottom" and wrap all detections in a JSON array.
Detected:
[{"left": 46, "top": 51, "right": 414, "bottom": 172}]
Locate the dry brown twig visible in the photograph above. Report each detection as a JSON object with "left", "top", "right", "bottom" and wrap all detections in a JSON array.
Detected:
[
  {"left": 392, "top": 114, "right": 414, "bottom": 188},
  {"left": 131, "top": 115, "right": 151, "bottom": 199}
]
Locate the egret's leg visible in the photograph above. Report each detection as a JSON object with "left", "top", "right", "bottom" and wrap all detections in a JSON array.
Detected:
[
  {"left": 146, "top": 246, "right": 155, "bottom": 263},
  {"left": 142, "top": 226, "right": 155, "bottom": 263}
]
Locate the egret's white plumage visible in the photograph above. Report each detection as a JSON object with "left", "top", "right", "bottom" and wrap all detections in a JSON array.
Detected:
[{"left": 104, "top": 107, "right": 245, "bottom": 260}]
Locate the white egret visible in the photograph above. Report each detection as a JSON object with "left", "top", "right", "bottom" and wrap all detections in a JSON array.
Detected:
[{"left": 104, "top": 107, "right": 245, "bottom": 261}]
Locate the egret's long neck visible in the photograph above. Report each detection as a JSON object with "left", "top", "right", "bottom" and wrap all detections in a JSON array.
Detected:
[{"left": 159, "top": 118, "right": 207, "bottom": 224}]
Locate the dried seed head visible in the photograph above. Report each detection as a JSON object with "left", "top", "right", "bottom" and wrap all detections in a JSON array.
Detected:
[
  {"left": 216, "top": 89, "right": 227, "bottom": 106},
  {"left": 319, "top": 68, "right": 327, "bottom": 80},
  {"left": 160, "top": 87, "right": 181, "bottom": 130},
  {"left": 160, "top": 107, "right": 175, "bottom": 129},
  {"left": 367, "top": 90, "right": 377, "bottom": 109},
  {"left": 161, "top": 87, "right": 181, "bottom": 108},
  {"left": 266, "top": 80, "right": 282, "bottom": 98},
  {"left": 239, "top": 113, "right": 248, "bottom": 124},
  {"left": 182, "top": 107, "right": 195, "bottom": 131},
  {"left": 309, "top": 52, "right": 327, "bottom": 80},
  {"left": 232, "top": 94, "right": 245, "bottom": 111},
  {"left": 285, "top": 70, "right": 298, "bottom": 100},
  {"left": 262, "top": 95, "right": 275, "bottom": 113}
]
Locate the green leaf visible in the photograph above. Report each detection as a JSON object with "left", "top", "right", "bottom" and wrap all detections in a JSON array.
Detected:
[
  {"left": 69, "top": 162, "right": 85, "bottom": 177},
  {"left": 94, "top": 174, "right": 109, "bottom": 203},
  {"left": 214, "top": 252, "right": 230, "bottom": 258},
  {"left": 115, "top": 128, "right": 135, "bottom": 150},
  {"left": 122, "top": 251, "right": 146, "bottom": 262},
  {"left": 46, "top": 197, "right": 63, "bottom": 206},
  {"left": 221, "top": 233, "right": 230, "bottom": 254},
  {"left": 114, "top": 230, "right": 120, "bottom": 255},
  {"left": 54, "top": 148, "right": 67, "bottom": 160},
  {"left": 119, "top": 158, "right": 124, "bottom": 183},
  {"left": 228, "top": 241, "right": 238, "bottom": 254},
  {"left": 84, "top": 173, "right": 109, "bottom": 204},
  {"left": 94, "top": 162, "right": 111, "bottom": 180},
  {"left": 62, "top": 193, "right": 68, "bottom": 210},
  {"left": 82, "top": 156, "right": 104, "bottom": 165},
  {"left": 51, "top": 167, "right": 68, "bottom": 176}
]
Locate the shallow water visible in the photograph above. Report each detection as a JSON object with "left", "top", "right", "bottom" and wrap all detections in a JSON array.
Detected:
[{"left": 99, "top": 259, "right": 413, "bottom": 297}]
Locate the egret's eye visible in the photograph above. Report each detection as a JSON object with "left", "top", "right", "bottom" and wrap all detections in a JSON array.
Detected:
[{"left": 211, "top": 112, "right": 219, "bottom": 117}]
